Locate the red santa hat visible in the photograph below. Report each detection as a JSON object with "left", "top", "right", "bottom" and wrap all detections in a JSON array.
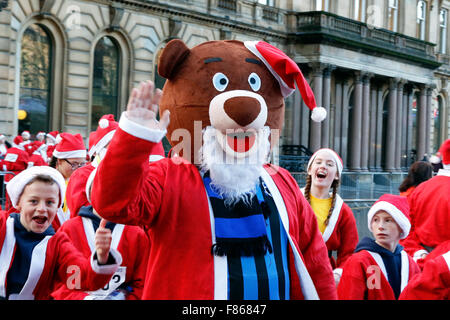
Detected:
[
  {"left": 52, "top": 133, "right": 86, "bottom": 159},
  {"left": 46, "top": 131, "right": 59, "bottom": 143},
  {"left": 438, "top": 139, "right": 450, "bottom": 167},
  {"left": 367, "top": 194, "right": 411, "bottom": 239},
  {"left": 6, "top": 165, "right": 66, "bottom": 208},
  {"left": 244, "top": 41, "right": 326, "bottom": 122},
  {"left": 36, "top": 131, "right": 46, "bottom": 138},
  {"left": 21, "top": 130, "right": 30, "bottom": 139},
  {"left": 88, "top": 114, "right": 118, "bottom": 157},
  {"left": 307, "top": 148, "right": 344, "bottom": 176},
  {"left": 13, "top": 135, "right": 23, "bottom": 146}
]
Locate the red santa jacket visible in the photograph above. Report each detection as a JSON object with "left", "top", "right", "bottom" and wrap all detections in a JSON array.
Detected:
[
  {"left": 401, "top": 170, "right": 450, "bottom": 263},
  {"left": 301, "top": 189, "right": 358, "bottom": 271},
  {"left": 66, "top": 164, "right": 95, "bottom": 218},
  {"left": 0, "top": 213, "right": 122, "bottom": 300},
  {"left": 91, "top": 125, "right": 337, "bottom": 300},
  {"left": 399, "top": 250, "right": 450, "bottom": 300},
  {"left": 337, "top": 249, "right": 421, "bottom": 300},
  {"left": 52, "top": 213, "right": 149, "bottom": 300}
]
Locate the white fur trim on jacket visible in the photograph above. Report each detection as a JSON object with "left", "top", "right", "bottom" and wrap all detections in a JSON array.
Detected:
[
  {"left": 90, "top": 248, "right": 122, "bottom": 275},
  {"left": 119, "top": 111, "right": 166, "bottom": 143}
]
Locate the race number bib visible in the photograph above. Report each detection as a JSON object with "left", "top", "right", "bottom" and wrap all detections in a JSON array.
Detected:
[
  {"left": 87, "top": 266, "right": 126, "bottom": 299},
  {"left": 4, "top": 153, "right": 18, "bottom": 162}
]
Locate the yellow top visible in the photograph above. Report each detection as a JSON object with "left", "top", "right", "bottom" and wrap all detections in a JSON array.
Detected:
[{"left": 310, "top": 194, "right": 332, "bottom": 234}]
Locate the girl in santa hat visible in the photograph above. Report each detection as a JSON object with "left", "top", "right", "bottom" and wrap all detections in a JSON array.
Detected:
[
  {"left": 398, "top": 161, "right": 432, "bottom": 198},
  {"left": 48, "top": 132, "right": 87, "bottom": 230},
  {"left": 337, "top": 194, "right": 420, "bottom": 300},
  {"left": 0, "top": 166, "right": 122, "bottom": 300},
  {"left": 301, "top": 148, "right": 358, "bottom": 286}
]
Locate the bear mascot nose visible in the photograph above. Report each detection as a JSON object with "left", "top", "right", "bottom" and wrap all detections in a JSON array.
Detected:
[{"left": 223, "top": 96, "right": 261, "bottom": 127}]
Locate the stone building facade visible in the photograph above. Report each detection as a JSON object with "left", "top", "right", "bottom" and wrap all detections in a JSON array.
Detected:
[{"left": 0, "top": 0, "right": 449, "bottom": 175}]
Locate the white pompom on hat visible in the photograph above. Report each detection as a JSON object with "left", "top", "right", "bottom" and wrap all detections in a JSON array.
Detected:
[
  {"left": 6, "top": 165, "right": 66, "bottom": 208},
  {"left": 88, "top": 114, "right": 118, "bottom": 157},
  {"left": 244, "top": 41, "right": 326, "bottom": 122}
]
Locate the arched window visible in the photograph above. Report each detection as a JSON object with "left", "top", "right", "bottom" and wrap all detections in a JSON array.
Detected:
[
  {"left": 19, "top": 24, "right": 52, "bottom": 134},
  {"left": 92, "top": 36, "right": 120, "bottom": 129}
]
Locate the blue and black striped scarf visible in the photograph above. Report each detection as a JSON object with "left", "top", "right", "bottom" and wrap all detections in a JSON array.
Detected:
[{"left": 203, "top": 171, "right": 272, "bottom": 257}]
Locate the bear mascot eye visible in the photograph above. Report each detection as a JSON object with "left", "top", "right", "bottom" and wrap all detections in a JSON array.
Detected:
[
  {"left": 248, "top": 73, "right": 261, "bottom": 91},
  {"left": 212, "top": 72, "right": 229, "bottom": 91}
]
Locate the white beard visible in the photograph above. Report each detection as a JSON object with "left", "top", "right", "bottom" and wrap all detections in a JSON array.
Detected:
[{"left": 200, "top": 126, "right": 271, "bottom": 206}]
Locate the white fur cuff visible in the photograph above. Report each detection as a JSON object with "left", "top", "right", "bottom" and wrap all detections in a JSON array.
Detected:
[
  {"left": 413, "top": 249, "right": 429, "bottom": 262},
  {"left": 119, "top": 111, "right": 166, "bottom": 143},
  {"left": 90, "top": 248, "right": 123, "bottom": 275}
]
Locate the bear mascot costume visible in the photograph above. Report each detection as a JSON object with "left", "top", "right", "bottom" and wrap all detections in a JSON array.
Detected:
[{"left": 90, "top": 39, "right": 336, "bottom": 300}]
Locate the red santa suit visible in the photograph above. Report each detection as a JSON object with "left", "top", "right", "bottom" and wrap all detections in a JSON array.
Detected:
[
  {"left": 301, "top": 189, "right": 358, "bottom": 273},
  {"left": 400, "top": 250, "right": 450, "bottom": 300},
  {"left": 401, "top": 169, "right": 450, "bottom": 264},
  {"left": 0, "top": 213, "right": 122, "bottom": 300},
  {"left": 337, "top": 241, "right": 420, "bottom": 300},
  {"left": 0, "top": 147, "right": 29, "bottom": 211},
  {"left": 52, "top": 207, "right": 149, "bottom": 300},
  {"left": 90, "top": 117, "right": 337, "bottom": 300}
]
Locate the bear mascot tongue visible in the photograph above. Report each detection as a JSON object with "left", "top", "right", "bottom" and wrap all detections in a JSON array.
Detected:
[{"left": 157, "top": 39, "right": 325, "bottom": 203}]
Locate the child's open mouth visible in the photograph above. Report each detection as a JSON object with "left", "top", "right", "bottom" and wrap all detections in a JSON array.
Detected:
[
  {"left": 316, "top": 171, "right": 327, "bottom": 179},
  {"left": 226, "top": 131, "right": 256, "bottom": 153},
  {"left": 32, "top": 216, "right": 48, "bottom": 225}
]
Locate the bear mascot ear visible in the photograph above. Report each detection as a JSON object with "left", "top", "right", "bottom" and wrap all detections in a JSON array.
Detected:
[{"left": 158, "top": 39, "right": 190, "bottom": 79}]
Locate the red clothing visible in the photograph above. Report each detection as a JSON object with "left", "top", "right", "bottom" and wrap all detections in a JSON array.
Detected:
[
  {"left": 301, "top": 189, "right": 358, "bottom": 270},
  {"left": 52, "top": 215, "right": 149, "bottom": 300},
  {"left": 91, "top": 126, "right": 337, "bottom": 300},
  {"left": 401, "top": 171, "right": 450, "bottom": 263},
  {"left": 66, "top": 164, "right": 95, "bottom": 218},
  {"left": 1, "top": 147, "right": 30, "bottom": 211},
  {"left": 0, "top": 214, "right": 121, "bottom": 300},
  {"left": 337, "top": 249, "right": 421, "bottom": 300},
  {"left": 28, "top": 152, "right": 48, "bottom": 167},
  {"left": 400, "top": 251, "right": 450, "bottom": 300}
]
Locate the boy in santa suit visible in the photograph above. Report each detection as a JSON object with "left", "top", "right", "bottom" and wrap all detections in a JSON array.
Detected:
[
  {"left": 0, "top": 166, "right": 122, "bottom": 300},
  {"left": 301, "top": 148, "right": 358, "bottom": 286},
  {"left": 52, "top": 171, "right": 149, "bottom": 300},
  {"left": 36, "top": 132, "right": 46, "bottom": 143},
  {"left": 337, "top": 194, "right": 420, "bottom": 300},
  {"left": 400, "top": 139, "right": 450, "bottom": 268}
]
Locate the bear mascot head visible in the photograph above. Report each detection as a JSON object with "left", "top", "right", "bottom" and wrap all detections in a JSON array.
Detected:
[{"left": 157, "top": 39, "right": 325, "bottom": 203}]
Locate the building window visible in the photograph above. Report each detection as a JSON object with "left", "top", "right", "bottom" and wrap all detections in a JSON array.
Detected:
[
  {"left": 92, "top": 36, "right": 120, "bottom": 130},
  {"left": 432, "top": 96, "right": 443, "bottom": 152},
  {"left": 258, "top": 0, "right": 275, "bottom": 6},
  {"left": 388, "top": 0, "right": 398, "bottom": 32},
  {"left": 354, "top": 0, "right": 367, "bottom": 22},
  {"left": 417, "top": 0, "right": 427, "bottom": 40},
  {"left": 439, "top": 9, "right": 448, "bottom": 54},
  {"left": 19, "top": 24, "right": 52, "bottom": 135},
  {"left": 315, "top": 0, "right": 329, "bottom": 11}
]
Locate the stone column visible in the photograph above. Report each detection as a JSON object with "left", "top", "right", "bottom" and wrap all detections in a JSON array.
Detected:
[
  {"left": 341, "top": 77, "right": 350, "bottom": 167},
  {"left": 334, "top": 79, "right": 343, "bottom": 156},
  {"left": 425, "top": 86, "right": 433, "bottom": 157},
  {"left": 385, "top": 78, "right": 399, "bottom": 172},
  {"left": 401, "top": 86, "right": 409, "bottom": 169},
  {"left": 349, "top": 72, "right": 363, "bottom": 171},
  {"left": 395, "top": 80, "right": 405, "bottom": 170},
  {"left": 375, "top": 83, "right": 384, "bottom": 171},
  {"left": 368, "top": 80, "right": 378, "bottom": 171},
  {"left": 405, "top": 86, "right": 414, "bottom": 167},
  {"left": 321, "top": 65, "right": 334, "bottom": 148},
  {"left": 360, "top": 73, "right": 372, "bottom": 171},
  {"left": 309, "top": 63, "right": 324, "bottom": 152},
  {"left": 416, "top": 85, "right": 428, "bottom": 161}
]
